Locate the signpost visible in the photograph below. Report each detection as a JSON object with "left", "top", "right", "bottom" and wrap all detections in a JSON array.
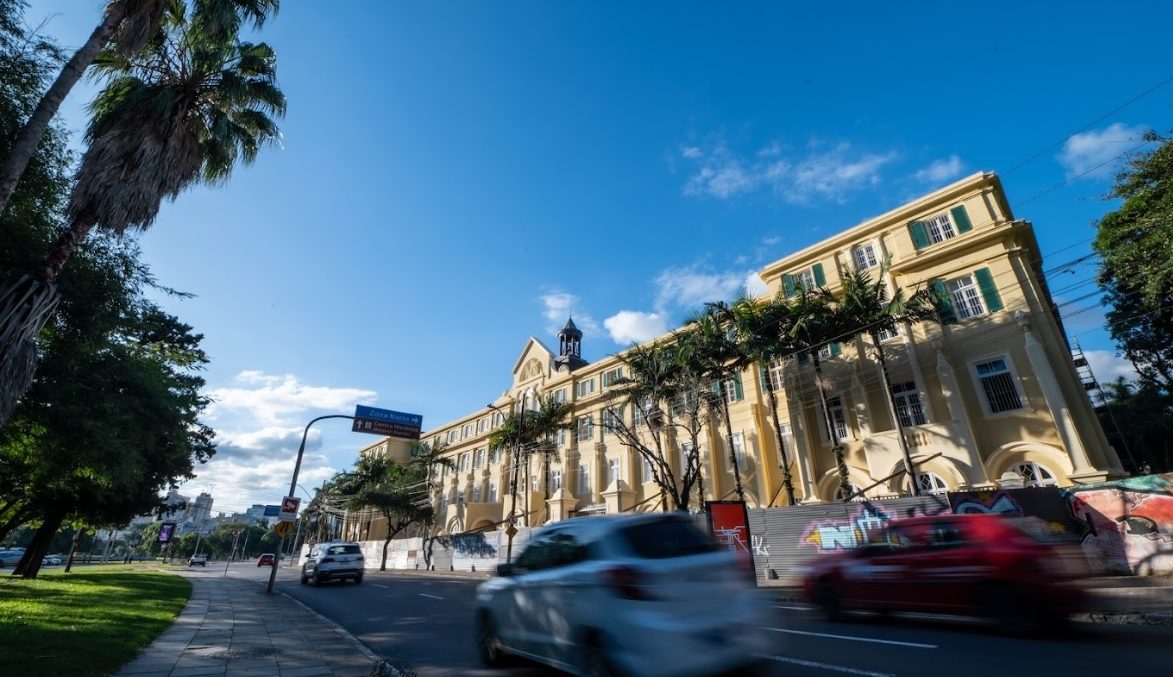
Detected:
[
  {"left": 278, "top": 496, "right": 300, "bottom": 522},
  {"left": 351, "top": 405, "right": 423, "bottom": 439}
]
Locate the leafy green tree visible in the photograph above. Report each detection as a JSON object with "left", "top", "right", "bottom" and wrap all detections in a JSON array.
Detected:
[
  {"left": 339, "top": 453, "right": 433, "bottom": 571},
  {"left": 1100, "top": 378, "right": 1172, "bottom": 473},
  {"left": 1093, "top": 131, "right": 1173, "bottom": 393},
  {"left": 835, "top": 266, "right": 939, "bottom": 497},
  {"left": 685, "top": 307, "right": 747, "bottom": 501},
  {"left": 719, "top": 292, "right": 800, "bottom": 505},
  {"left": 0, "top": 0, "right": 285, "bottom": 428}
]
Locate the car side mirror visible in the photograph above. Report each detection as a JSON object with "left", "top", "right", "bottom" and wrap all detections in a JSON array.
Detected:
[{"left": 496, "top": 563, "right": 514, "bottom": 577}]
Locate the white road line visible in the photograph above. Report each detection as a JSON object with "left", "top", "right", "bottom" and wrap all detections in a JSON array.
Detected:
[
  {"left": 774, "top": 604, "right": 813, "bottom": 611},
  {"left": 766, "top": 627, "right": 938, "bottom": 649},
  {"left": 418, "top": 593, "right": 444, "bottom": 600},
  {"left": 372, "top": 584, "right": 388, "bottom": 589},
  {"left": 760, "top": 655, "right": 894, "bottom": 677}
]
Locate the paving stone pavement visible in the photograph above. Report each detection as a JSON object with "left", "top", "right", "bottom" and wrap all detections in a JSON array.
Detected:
[{"left": 115, "top": 569, "right": 384, "bottom": 677}]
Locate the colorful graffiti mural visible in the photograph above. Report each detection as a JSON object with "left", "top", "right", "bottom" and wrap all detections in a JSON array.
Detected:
[
  {"left": 1066, "top": 473, "right": 1173, "bottom": 576},
  {"left": 799, "top": 503, "right": 893, "bottom": 553},
  {"left": 949, "top": 490, "right": 1023, "bottom": 515}
]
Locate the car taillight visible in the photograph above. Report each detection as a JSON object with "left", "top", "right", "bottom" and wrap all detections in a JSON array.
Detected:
[
  {"left": 603, "top": 566, "right": 658, "bottom": 601},
  {"left": 320, "top": 557, "right": 335, "bottom": 563}
]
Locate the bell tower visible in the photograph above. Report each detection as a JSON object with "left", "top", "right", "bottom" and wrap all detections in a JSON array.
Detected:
[{"left": 555, "top": 317, "right": 588, "bottom": 372}]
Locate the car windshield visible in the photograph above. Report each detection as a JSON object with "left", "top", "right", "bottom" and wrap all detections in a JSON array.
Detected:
[{"left": 619, "top": 519, "right": 718, "bottom": 559}]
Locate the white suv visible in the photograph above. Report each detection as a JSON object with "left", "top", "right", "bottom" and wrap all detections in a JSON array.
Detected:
[
  {"left": 301, "top": 542, "right": 365, "bottom": 585},
  {"left": 475, "top": 513, "right": 771, "bottom": 676}
]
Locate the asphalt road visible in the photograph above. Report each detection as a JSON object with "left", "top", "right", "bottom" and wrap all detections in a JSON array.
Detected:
[{"left": 226, "top": 563, "right": 1173, "bottom": 677}]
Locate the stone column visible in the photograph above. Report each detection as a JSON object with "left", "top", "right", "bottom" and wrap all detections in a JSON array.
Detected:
[
  {"left": 1015, "top": 312, "right": 1094, "bottom": 473},
  {"left": 902, "top": 326, "right": 935, "bottom": 421},
  {"left": 785, "top": 370, "right": 818, "bottom": 500},
  {"left": 933, "top": 342, "right": 987, "bottom": 486},
  {"left": 851, "top": 372, "right": 871, "bottom": 437}
]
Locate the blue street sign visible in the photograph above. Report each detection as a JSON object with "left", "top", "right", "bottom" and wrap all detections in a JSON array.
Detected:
[
  {"left": 263, "top": 505, "right": 280, "bottom": 517},
  {"left": 353, "top": 405, "right": 423, "bottom": 439}
]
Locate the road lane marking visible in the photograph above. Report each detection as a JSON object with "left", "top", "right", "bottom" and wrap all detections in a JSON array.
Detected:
[
  {"left": 372, "top": 584, "right": 388, "bottom": 589},
  {"left": 766, "top": 627, "right": 937, "bottom": 649},
  {"left": 774, "top": 604, "right": 813, "bottom": 611},
  {"left": 760, "top": 655, "right": 893, "bottom": 677},
  {"left": 418, "top": 593, "right": 444, "bottom": 600}
]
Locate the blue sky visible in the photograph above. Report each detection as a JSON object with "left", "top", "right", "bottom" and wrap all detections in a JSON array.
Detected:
[{"left": 22, "top": 1, "right": 1173, "bottom": 513}]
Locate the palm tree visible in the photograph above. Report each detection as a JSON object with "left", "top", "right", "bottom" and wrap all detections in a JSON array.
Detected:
[
  {"left": 684, "top": 306, "right": 747, "bottom": 502},
  {"left": 528, "top": 395, "right": 574, "bottom": 510},
  {"left": 0, "top": 3, "right": 285, "bottom": 427},
  {"left": 835, "top": 265, "right": 939, "bottom": 497},
  {"left": 789, "top": 285, "right": 853, "bottom": 495},
  {"left": 721, "top": 292, "right": 800, "bottom": 505},
  {"left": 339, "top": 453, "right": 432, "bottom": 572},
  {"left": 0, "top": 0, "right": 278, "bottom": 216}
]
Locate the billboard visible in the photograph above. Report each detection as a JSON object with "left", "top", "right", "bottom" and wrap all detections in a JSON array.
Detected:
[{"left": 158, "top": 522, "right": 177, "bottom": 543}]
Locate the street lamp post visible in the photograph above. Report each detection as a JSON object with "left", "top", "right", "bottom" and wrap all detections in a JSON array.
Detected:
[{"left": 266, "top": 414, "right": 353, "bottom": 594}]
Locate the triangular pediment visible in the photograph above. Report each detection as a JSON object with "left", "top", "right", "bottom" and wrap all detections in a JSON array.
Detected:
[{"left": 511, "top": 337, "right": 555, "bottom": 384}]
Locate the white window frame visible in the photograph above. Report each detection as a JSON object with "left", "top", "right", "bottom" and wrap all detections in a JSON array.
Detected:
[
  {"left": 913, "top": 472, "right": 949, "bottom": 496},
  {"left": 577, "top": 415, "right": 594, "bottom": 441},
  {"left": 553, "top": 388, "right": 567, "bottom": 404},
  {"left": 491, "top": 411, "right": 505, "bottom": 428},
  {"left": 551, "top": 469, "right": 562, "bottom": 492},
  {"left": 447, "top": 430, "right": 459, "bottom": 444},
  {"left": 1014, "top": 461, "right": 1058, "bottom": 488},
  {"left": 947, "top": 274, "right": 986, "bottom": 320},
  {"left": 890, "top": 381, "right": 927, "bottom": 428},
  {"left": 458, "top": 453, "right": 469, "bottom": 472},
  {"left": 721, "top": 378, "right": 741, "bottom": 404},
  {"left": 603, "top": 408, "right": 623, "bottom": 432},
  {"left": 875, "top": 324, "right": 900, "bottom": 342},
  {"left": 477, "top": 418, "right": 488, "bottom": 433},
  {"left": 577, "top": 463, "right": 590, "bottom": 495},
  {"left": 730, "top": 432, "right": 747, "bottom": 465},
  {"left": 601, "top": 368, "right": 624, "bottom": 388},
  {"left": 472, "top": 485, "right": 482, "bottom": 503},
  {"left": 462, "top": 423, "right": 473, "bottom": 439},
  {"left": 531, "top": 474, "right": 539, "bottom": 492},
  {"left": 968, "top": 353, "right": 1026, "bottom": 417},
  {"left": 852, "top": 242, "right": 879, "bottom": 271},
  {"left": 796, "top": 267, "right": 817, "bottom": 290},
  {"left": 767, "top": 359, "right": 786, "bottom": 392},
  {"left": 557, "top": 428, "right": 567, "bottom": 447},
  {"left": 488, "top": 483, "right": 498, "bottom": 503},
  {"left": 473, "top": 448, "right": 485, "bottom": 469},
  {"left": 607, "top": 458, "right": 620, "bottom": 487},
  {"left": 925, "top": 212, "right": 957, "bottom": 244},
  {"left": 575, "top": 379, "right": 596, "bottom": 398},
  {"left": 457, "top": 490, "right": 465, "bottom": 505},
  {"left": 817, "top": 344, "right": 833, "bottom": 360},
  {"left": 642, "top": 456, "right": 654, "bottom": 483},
  {"left": 820, "top": 395, "right": 851, "bottom": 442}
]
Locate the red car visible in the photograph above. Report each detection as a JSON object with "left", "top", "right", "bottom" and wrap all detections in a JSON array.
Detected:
[
  {"left": 257, "top": 553, "right": 276, "bottom": 567},
  {"left": 801, "top": 514, "right": 1087, "bottom": 631}
]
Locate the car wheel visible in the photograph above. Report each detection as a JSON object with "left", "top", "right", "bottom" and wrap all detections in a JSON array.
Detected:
[
  {"left": 815, "top": 579, "right": 846, "bottom": 622},
  {"left": 300, "top": 572, "right": 308, "bottom": 585},
  {"left": 476, "top": 612, "right": 508, "bottom": 668},
  {"left": 579, "top": 634, "right": 624, "bottom": 677},
  {"left": 312, "top": 572, "right": 324, "bottom": 586},
  {"left": 354, "top": 574, "right": 363, "bottom": 585},
  {"left": 981, "top": 582, "right": 1040, "bottom": 635}
]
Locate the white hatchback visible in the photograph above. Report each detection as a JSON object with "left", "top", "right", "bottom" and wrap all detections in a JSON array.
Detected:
[{"left": 475, "top": 513, "right": 772, "bottom": 677}]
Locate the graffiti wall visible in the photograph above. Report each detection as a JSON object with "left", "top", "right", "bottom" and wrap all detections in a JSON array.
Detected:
[{"left": 1066, "top": 474, "right": 1173, "bottom": 576}]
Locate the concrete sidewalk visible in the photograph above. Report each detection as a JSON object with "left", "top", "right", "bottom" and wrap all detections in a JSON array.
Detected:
[{"left": 115, "top": 569, "right": 388, "bottom": 677}]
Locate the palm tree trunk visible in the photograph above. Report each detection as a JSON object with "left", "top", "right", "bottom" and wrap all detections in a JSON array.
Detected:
[
  {"left": 719, "top": 398, "right": 745, "bottom": 501},
  {"left": 872, "top": 337, "right": 919, "bottom": 495},
  {"left": 0, "top": 5, "right": 128, "bottom": 216},
  {"left": 812, "top": 352, "right": 851, "bottom": 494},
  {"left": 763, "top": 370, "right": 797, "bottom": 505}
]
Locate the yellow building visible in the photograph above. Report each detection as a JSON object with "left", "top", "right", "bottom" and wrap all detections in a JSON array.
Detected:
[{"left": 361, "top": 172, "right": 1124, "bottom": 536}]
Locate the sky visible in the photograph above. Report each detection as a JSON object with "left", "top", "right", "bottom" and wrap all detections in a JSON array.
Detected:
[{"left": 20, "top": 0, "right": 1173, "bottom": 515}]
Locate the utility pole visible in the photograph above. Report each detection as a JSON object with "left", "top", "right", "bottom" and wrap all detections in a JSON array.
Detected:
[{"left": 224, "top": 529, "right": 241, "bottom": 576}]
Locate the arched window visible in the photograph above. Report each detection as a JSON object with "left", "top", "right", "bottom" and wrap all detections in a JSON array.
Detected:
[
  {"left": 913, "top": 472, "right": 949, "bottom": 496},
  {"left": 1014, "top": 462, "right": 1057, "bottom": 487}
]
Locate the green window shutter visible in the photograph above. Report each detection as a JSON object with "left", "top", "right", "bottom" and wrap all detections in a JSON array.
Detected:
[
  {"left": 974, "top": 267, "right": 1003, "bottom": 313},
  {"left": 812, "top": 263, "right": 826, "bottom": 287},
  {"left": 830, "top": 342, "right": 842, "bottom": 357},
  {"left": 783, "top": 274, "right": 796, "bottom": 298},
  {"left": 909, "top": 221, "right": 931, "bottom": 250},
  {"left": 733, "top": 372, "right": 744, "bottom": 401},
  {"left": 930, "top": 280, "right": 957, "bottom": 324},
  {"left": 709, "top": 380, "right": 720, "bottom": 398},
  {"left": 951, "top": 205, "right": 973, "bottom": 233},
  {"left": 759, "top": 365, "right": 768, "bottom": 393}
]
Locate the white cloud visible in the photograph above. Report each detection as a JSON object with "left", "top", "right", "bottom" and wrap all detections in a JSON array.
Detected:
[
  {"left": 744, "top": 272, "right": 768, "bottom": 298},
  {"left": 206, "top": 372, "right": 376, "bottom": 426},
  {"left": 604, "top": 311, "right": 669, "bottom": 344},
  {"left": 181, "top": 454, "right": 338, "bottom": 515},
  {"left": 679, "top": 139, "right": 897, "bottom": 203},
  {"left": 1083, "top": 350, "right": 1138, "bottom": 384},
  {"left": 539, "top": 291, "right": 600, "bottom": 336},
  {"left": 653, "top": 266, "right": 748, "bottom": 311},
  {"left": 914, "top": 155, "right": 965, "bottom": 183},
  {"left": 1058, "top": 123, "right": 1148, "bottom": 179}
]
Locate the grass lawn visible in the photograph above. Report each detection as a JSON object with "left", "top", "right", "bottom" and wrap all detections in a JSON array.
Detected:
[{"left": 0, "top": 564, "right": 191, "bottom": 676}]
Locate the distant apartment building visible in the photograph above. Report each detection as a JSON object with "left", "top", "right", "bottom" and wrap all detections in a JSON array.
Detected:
[{"left": 351, "top": 172, "right": 1124, "bottom": 537}]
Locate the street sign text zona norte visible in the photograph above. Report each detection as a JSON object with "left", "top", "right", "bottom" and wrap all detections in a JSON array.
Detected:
[{"left": 353, "top": 405, "right": 422, "bottom": 440}]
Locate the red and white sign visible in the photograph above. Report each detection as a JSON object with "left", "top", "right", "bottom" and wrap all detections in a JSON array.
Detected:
[
  {"left": 278, "top": 496, "right": 300, "bottom": 523},
  {"left": 707, "top": 500, "right": 754, "bottom": 577}
]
